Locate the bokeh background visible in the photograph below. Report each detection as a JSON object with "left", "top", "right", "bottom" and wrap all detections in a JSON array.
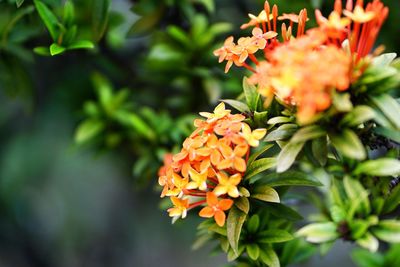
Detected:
[{"left": 0, "top": 0, "right": 399, "bottom": 266}]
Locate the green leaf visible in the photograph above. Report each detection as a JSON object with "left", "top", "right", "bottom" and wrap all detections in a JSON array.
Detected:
[
  {"left": 382, "top": 185, "right": 400, "bottom": 214},
  {"left": 373, "top": 127, "right": 400, "bottom": 143},
  {"left": 340, "top": 105, "right": 376, "bottom": 127},
  {"left": 343, "top": 176, "right": 370, "bottom": 216},
  {"left": 276, "top": 141, "right": 305, "bottom": 173},
  {"left": 247, "top": 215, "right": 260, "bottom": 234},
  {"left": 372, "top": 220, "right": 400, "bottom": 243},
  {"left": 253, "top": 171, "right": 322, "bottom": 187},
  {"left": 166, "top": 25, "right": 191, "bottom": 47},
  {"left": 259, "top": 245, "right": 280, "bottom": 267},
  {"left": 246, "top": 244, "right": 260, "bottom": 261},
  {"left": 351, "top": 248, "right": 385, "bottom": 267},
  {"left": 92, "top": 0, "right": 111, "bottom": 41},
  {"left": 332, "top": 92, "right": 353, "bottom": 112},
  {"left": 254, "top": 111, "right": 269, "bottom": 127},
  {"left": 356, "top": 233, "right": 379, "bottom": 252},
  {"left": 296, "top": 222, "right": 338, "bottom": 243},
  {"left": 370, "top": 94, "right": 400, "bottom": 130},
  {"left": 33, "top": 0, "right": 60, "bottom": 41},
  {"left": 245, "top": 158, "right": 277, "bottom": 180},
  {"left": 247, "top": 144, "right": 274, "bottom": 165},
  {"left": 290, "top": 125, "right": 326, "bottom": 143},
  {"left": 33, "top": 46, "right": 51, "bottom": 56},
  {"left": 329, "top": 129, "right": 366, "bottom": 160},
  {"left": 63, "top": 0, "right": 75, "bottom": 27},
  {"left": 227, "top": 206, "right": 247, "bottom": 255},
  {"left": 264, "top": 124, "right": 298, "bottom": 142},
  {"left": 75, "top": 119, "right": 105, "bottom": 144},
  {"left": 49, "top": 43, "right": 66, "bottom": 56},
  {"left": 312, "top": 136, "right": 328, "bottom": 166},
  {"left": 68, "top": 40, "right": 95, "bottom": 50},
  {"left": 16, "top": 0, "right": 25, "bottom": 8},
  {"left": 251, "top": 185, "right": 280, "bottom": 203},
  {"left": 354, "top": 159, "right": 400, "bottom": 176},
  {"left": 266, "top": 203, "right": 303, "bottom": 221},
  {"left": 221, "top": 99, "right": 250, "bottom": 113},
  {"left": 243, "top": 77, "right": 259, "bottom": 111},
  {"left": 258, "top": 229, "right": 293, "bottom": 243},
  {"left": 113, "top": 111, "right": 155, "bottom": 140},
  {"left": 234, "top": 197, "right": 250, "bottom": 214},
  {"left": 267, "top": 116, "right": 293, "bottom": 125}
]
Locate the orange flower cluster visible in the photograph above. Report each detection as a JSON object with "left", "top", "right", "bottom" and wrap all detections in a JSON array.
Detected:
[
  {"left": 158, "top": 103, "right": 266, "bottom": 226},
  {"left": 214, "top": 0, "right": 388, "bottom": 124}
]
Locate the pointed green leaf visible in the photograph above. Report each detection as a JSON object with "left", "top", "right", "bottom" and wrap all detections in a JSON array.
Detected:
[
  {"left": 252, "top": 171, "right": 322, "bottom": 187},
  {"left": 246, "top": 244, "right": 260, "bottom": 260},
  {"left": 227, "top": 206, "right": 247, "bottom": 255},
  {"left": 343, "top": 176, "right": 370, "bottom": 216},
  {"left": 290, "top": 125, "right": 326, "bottom": 143},
  {"left": 370, "top": 94, "right": 400, "bottom": 129},
  {"left": 267, "top": 116, "right": 293, "bottom": 125},
  {"left": 372, "top": 220, "right": 400, "bottom": 243},
  {"left": 354, "top": 159, "right": 400, "bottom": 176},
  {"left": 63, "top": 0, "right": 75, "bottom": 27},
  {"left": 16, "top": 0, "right": 25, "bottom": 7},
  {"left": 258, "top": 230, "right": 293, "bottom": 243},
  {"left": 312, "top": 136, "right": 328, "bottom": 166},
  {"left": 297, "top": 222, "right": 338, "bottom": 243},
  {"left": 33, "top": 46, "right": 51, "bottom": 56},
  {"left": 92, "top": 0, "right": 111, "bottom": 41},
  {"left": 68, "top": 40, "right": 95, "bottom": 50},
  {"left": 234, "top": 197, "right": 250, "bottom": 214},
  {"left": 251, "top": 185, "right": 280, "bottom": 203},
  {"left": 382, "top": 184, "right": 400, "bottom": 214},
  {"left": 75, "top": 119, "right": 105, "bottom": 144},
  {"left": 247, "top": 215, "right": 260, "bottom": 234},
  {"left": 34, "top": 0, "right": 60, "bottom": 41},
  {"left": 243, "top": 77, "right": 259, "bottom": 111},
  {"left": 50, "top": 43, "right": 66, "bottom": 56},
  {"left": 329, "top": 129, "right": 366, "bottom": 160},
  {"left": 341, "top": 105, "right": 376, "bottom": 126},
  {"left": 221, "top": 99, "right": 250, "bottom": 113},
  {"left": 351, "top": 249, "right": 385, "bottom": 267},
  {"left": 264, "top": 124, "right": 298, "bottom": 142},
  {"left": 247, "top": 143, "right": 274, "bottom": 165},
  {"left": 356, "top": 232, "right": 379, "bottom": 252},
  {"left": 259, "top": 245, "right": 280, "bottom": 267},
  {"left": 267, "top": 203, "right": 303, "bottom": 221},
  {"left": 276, "top": 141, "right": 305, "bottom": 173},
  {"left": 245, "top": 158, "right": 277, "bottom": 180}
]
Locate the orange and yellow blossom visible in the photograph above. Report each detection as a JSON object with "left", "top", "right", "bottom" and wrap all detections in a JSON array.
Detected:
[
  {"left": 199, "top": 192, "right": 233, "bottom": 227},
  {"left": 214, "top": 172, "right": 242, "bottom": 198},
  {"left": 168, "top": 197, "right": 190, "bottom": 219},
  {"left": 158, "top": 102, "right": 267, "bottom": 225}
]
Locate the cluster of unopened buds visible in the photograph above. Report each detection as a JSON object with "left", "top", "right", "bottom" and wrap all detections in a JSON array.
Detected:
[
  {"left": 158, "top": 103, "right": 266, "bottom": 226},
  {"left": 214, "top": 0, "right": 388, "bottom": 124}
]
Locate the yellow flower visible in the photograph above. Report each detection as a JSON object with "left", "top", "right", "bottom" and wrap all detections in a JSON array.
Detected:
[
  {"left": 240, "top": 123, "right": 267, "bottom": 147},
  {"left": 165, "top": 173, "right": 188, "bottom": 197},
  {"left": 199, "top": 102, "right": 231, "bottom": 123},
  {"left": 187, "top": 167, "right": 208, "bottom": 191},
  {"left": 199, "top": 192, "right": 233, "bottom": 227},
  {"left": 214, "top": 172, "right": 242, "bottom": 198},
  {"left": 167, "top": 197, "right": 189, "bottom": 218}
]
